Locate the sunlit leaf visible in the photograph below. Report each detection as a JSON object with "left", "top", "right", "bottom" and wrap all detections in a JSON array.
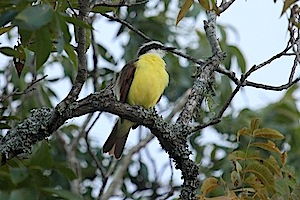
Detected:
[
  {"left": 246, "top": 174, "right": 267, "bottom": 199},
  {"left": 262, "top": 156, "right": 282, "bottom": 177},
  {"left": 251, "top": 140, "right": 281, "bottom": 154},
  {"left": 245, "top": 163, "right": 275, "bottom": 194},
  {"left": 0, "top": 25, "right": 14, "bottom": 36},
  {"left": 198, "top": 0, "right": 210, "bottom": 10},
  {"left": 281, "top": 151, "right": 287, "bottom": 166},
  {"left": 250, "top": 118, "right": 260, "bottom": 132},
  {"left": 14, "top": 4, "right": 53, "bottom": 30},
  {"left": 231, "top": 170, "right": 240, "bottom": 187},
  {"left": 291, "top": 186, "right": 300, "bottom": 199},
  {"left": 281, "top": 165, "right": 296, "bottom": 180},
  {"left": 237, "top": 127, "right": 251, "bottom": 142},
  {"left": 228, "top": 150, "right": 245, "bottom": 161},
  {"left": 275, "top": 177, "right": 290, "bottom": 196},
  {"left": 246, "top": 174, "right": 264, "bottom": 189},
  {"left": 253, "top": 128, "right": 285, "bottom": 140},
  {"left": 176, "top": 0, "right": 194, "bottom": 25},
  {"left": 281, "top": 0, "right": 297, "bottom": 17},
  {"left": 200, "top": 177, "right": 219, "bottom": 196}
]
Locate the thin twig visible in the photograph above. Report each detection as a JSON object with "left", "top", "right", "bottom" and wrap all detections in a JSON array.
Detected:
[
  {"left": 244, "top": 77, "right": 300, "bottom": 91},
  {"left": 216, "top": 66, "right": 240, "bottom": 85},
  {"left": 70, "top": 113, "right": 94, "bottom": 150},
  {"left": 94, "top": 0, "right": 148, "bottom": 7},
  {"left": 100, "top": 13, "right": 150, "bottom": 41},
  {"left": 0, "top": 75, "right": 48, "bottom": 102},
  {"left": 219, "top": 0, "right": 236, "bottom": 14},
  {"left": 244, "top": 45, "right": 292, "bottom": 78},
  {"left": 55, "top": 0, "right": 90, "bottom": 110},
  {"left": 85, "top": 113, "right": 105, "bottom": 176},
  {"left": 100, "top": 133, "right": 154, "bottom": 200},
  {"left": 99, "top": 13, "right": 206, "bottom": 66}
]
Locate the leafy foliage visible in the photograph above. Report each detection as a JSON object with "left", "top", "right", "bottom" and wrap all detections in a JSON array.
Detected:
[
  {"left": 0, "top": 0, "right": 299, "bottom": 199},
  {"left": 0, "top": 141, "right": 79, "bottom": 200},
  {"left": 198, "top": 118, "right": 300, "bottom": 199}
]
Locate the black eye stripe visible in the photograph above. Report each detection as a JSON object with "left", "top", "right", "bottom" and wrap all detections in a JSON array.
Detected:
[{"left": 137, "top": 43, "right": 163, "bottom": 56}]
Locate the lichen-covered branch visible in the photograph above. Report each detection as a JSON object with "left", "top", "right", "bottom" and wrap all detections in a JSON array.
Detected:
[{"left": 0, "top": 107, "right": 53, "bottom": 160}]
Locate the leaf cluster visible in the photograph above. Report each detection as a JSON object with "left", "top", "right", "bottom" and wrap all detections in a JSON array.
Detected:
[
  {"left": 0, "top": 141, "right": 80, "bottom": 200},
  {"left": 198, "top": 118, "right": 300, "bottom": 200}
]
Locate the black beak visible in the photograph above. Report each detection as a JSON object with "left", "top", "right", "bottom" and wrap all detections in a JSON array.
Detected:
[{"left": 163, "top": 46, "right": 176, "bottom": 51}]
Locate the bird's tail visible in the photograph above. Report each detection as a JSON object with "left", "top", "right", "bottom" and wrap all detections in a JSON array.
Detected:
[{"left": 102, "top": 119, "right": 134, "bottom": 159}]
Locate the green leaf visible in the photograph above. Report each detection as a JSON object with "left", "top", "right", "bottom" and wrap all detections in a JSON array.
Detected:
[
  {"left": 245, "top": 163, "right": 275, "bottom": 194},
  {"left": 0, "top": 47, "right": 21, "bottom": 57},
  {"left": 0, "top": 10, "right": 18, "bottom": 27},
  {"left": 0, "top": 115, "right": 20, "bottom": 121},
  {"left": 29, "top": 141, "right": 53, "bottom": 168},
  {"left": 9, "top": 188, "right": 38, "bottom": 200},
  {"left": 275, "top": 177, "right": 290, "bottom": 195},
  {"left": 0, "top": 123, "right": 11, "bottom": 129},
  {"left": 251, "top": 140, "right": 281, "bottom": 154},
  {"left": 228, "top": 150, "right": 245, "bottom": 161},
  {"left": 230, "top": 45, "right": 246, "bottom": 73},
  {"left": 19, "top": 29, "right": 34, "bottom": 45},
  {"left": 35, "top": 26, "right": 52, "bottom": 70},
  {"left": 253, "top": 128, "right": 285, "bottom": 140},
  {"left": 54, "top": 163, "right": 77, "bottom": 181},
  {"left": 291, "top": 186, "right": 300, "bottom": 199},
  {"left": 92, "top": 5, "right": 116, "bottom": 13},
  {"left": 0, "top": 192, "right": 10, "bottom": 200},
  {"left": 64, "top": 44, "right": 78, "bottom": 69},
  {"left": 41, "top": 188, "right": 83, "bottom": 200},
  {"left": 9, "top": 167, "right": 29, "bottom": 185},
  {"left": 14, "top": 4, "right": 53, "bottom": 30},
  {"left": 176, "top": 0, "right": 194, "bottom": 25},
  {"left": 0, "top": 171, "right": 14, "bottom": 190},
  {"left": 262, "top": 156, "right": 282, "bottom": 177},
  {"left": 63, "top": 15, "right": 92, "bottom": 29},
  {"left": 246, "top": 174, "right": 264, "bottom": 188}
]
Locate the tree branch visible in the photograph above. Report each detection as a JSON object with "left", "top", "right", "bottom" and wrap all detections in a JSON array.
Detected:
[
  {"left": 56, "top": 0, "right": 90, "bottom": 110},
  {"left": 94, "top": 0, "right": 148, "bottom": 8}
]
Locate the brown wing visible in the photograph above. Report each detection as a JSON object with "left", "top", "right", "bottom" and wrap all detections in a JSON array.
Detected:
[{"left": 117, "top": 60, "right": 137, "bottom": 103}]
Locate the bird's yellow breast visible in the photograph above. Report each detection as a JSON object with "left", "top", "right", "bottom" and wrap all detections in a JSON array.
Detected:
[{"left": 127, "top": 53, "right": 169, "bottom": 108}]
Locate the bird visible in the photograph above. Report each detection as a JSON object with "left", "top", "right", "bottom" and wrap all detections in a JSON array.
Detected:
[{"left": 102, "top": 41, "right": 175, "bottom": 159}]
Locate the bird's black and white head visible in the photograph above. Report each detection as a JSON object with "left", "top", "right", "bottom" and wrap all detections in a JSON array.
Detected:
[{"left": 137, "top": 41, "right": 175, "bottom": 58}]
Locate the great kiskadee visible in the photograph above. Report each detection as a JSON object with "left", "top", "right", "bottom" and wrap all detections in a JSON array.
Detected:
[{"left": 102, "top": 41, "right": 174, "bottom": 159}]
